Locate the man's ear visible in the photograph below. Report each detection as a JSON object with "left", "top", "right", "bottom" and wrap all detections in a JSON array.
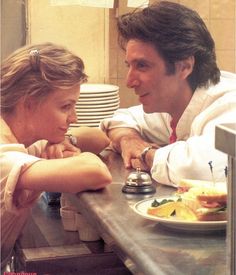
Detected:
[{"left": 175, "top": 56, "right": 195, "bottom": 80}]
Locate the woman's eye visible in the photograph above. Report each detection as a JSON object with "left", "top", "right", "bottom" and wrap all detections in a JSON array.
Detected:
[{"left": 61, "top": 104, "right": 71, "bottom": 111}]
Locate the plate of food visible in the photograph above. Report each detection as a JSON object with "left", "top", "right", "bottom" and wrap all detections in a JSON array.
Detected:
[{"left": 133, "top": 179, "right": 227, "bottom": 232}]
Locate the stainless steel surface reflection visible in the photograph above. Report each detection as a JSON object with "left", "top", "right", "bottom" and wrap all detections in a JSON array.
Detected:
[
  {"left": 66, "top": 149, "right": 227, "bottom": 275},
  {"left": 215, "top": 123, "right": 236, "bottom": 275}
]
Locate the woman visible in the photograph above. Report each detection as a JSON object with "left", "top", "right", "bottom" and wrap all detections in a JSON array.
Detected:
[{"left": 0, "top": 42, "right": 112, "bottom": 268}]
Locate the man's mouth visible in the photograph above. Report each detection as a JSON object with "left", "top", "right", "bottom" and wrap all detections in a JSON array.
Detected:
[
  {"left": 135, "top": 90, "right": 149, "bottom": 97},
  {"left": 138, "top": 93, "right": 149, "bottom": 100},
  {"left": 139, "top": 93, "right": 148, "bottom": 98}
]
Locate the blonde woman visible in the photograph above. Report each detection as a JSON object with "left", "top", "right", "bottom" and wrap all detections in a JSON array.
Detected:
[{"left": 0, "top": 42, "right": 112, "bottom": 269}]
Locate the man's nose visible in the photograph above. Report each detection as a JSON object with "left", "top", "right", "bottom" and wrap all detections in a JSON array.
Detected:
[{"left": 126, "top": 69, "right": 140, "bottom": 88}]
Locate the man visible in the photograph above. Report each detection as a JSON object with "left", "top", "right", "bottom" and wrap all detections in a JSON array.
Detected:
[{"left": 101, "top": 1, "right": 236, "bottom": 186}]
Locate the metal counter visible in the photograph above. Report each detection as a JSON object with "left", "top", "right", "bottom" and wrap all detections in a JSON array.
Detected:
[
  {"left": 14, "top": 193, "right": 131, "bottom": 274},
  {"left": 66, "top": 150, "right": 227, "bottom": 275},
  {"left": 215, "top": 123, "right": 236, "bottom": 275}
]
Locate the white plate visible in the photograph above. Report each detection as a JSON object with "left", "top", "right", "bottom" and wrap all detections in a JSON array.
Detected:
[
  {"left": 77, "top": 113, "right": 113, "bottom": 119},
  {"left": 75, "top": 104, "right": 119, "bottom": 112},
  {"left": 70, "top": 123, "right": 99, "bottom": 127},
  {"left": 77, "top": 119, "right": 111, "bottom": 124},
  {"left": 76, "top": 98, "right": 120, "bottom": 106},
  {"left": 76, "top": 111, "right": 114, "bottom": 117},
  {"left": 77, "top": 100, "right": 119, "bottom": 106},
  {"left": 81, "top": 84, "right": 119, "bottom": 93},
  {"left": 79, "top": 93, "right": 119, "bottom": 100},
  {"left": 133, "top": 197, "right": 227, "bottom": 232},
  {"left": 76, "top": 97, "right": 120, "bottom": 105},
  {"left": 75, "top": 106, "right": 118, "bottom": 114},
  {"left": 79, "top": 91, "right": 119, "bottom": 98}
]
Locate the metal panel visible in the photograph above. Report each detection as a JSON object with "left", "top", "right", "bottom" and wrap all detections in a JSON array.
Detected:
[
  {"left": 215, "top": 123, "right": 236, "bottom": 157},
  {"left": 215, "top": 123, "right": 236, "bottom": 275}
]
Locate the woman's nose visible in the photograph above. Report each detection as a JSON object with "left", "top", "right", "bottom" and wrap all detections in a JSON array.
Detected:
[
  {"left": 126, "top": 69, "right": 140, "bottom": 88},
  {"left": 68, "top": 109, "right": 77, "bottom": 124}
]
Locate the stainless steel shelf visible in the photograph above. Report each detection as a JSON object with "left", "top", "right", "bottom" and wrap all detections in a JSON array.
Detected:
[{"left": 215, "top": 123, "right": 236, "bottom": 275}]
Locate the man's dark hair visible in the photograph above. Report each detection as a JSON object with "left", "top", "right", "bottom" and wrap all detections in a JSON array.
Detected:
[{"left": 117, "top": 1, "right": 220, "bottom": 91}]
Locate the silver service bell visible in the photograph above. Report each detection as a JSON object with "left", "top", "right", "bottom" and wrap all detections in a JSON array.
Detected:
[{"left": 122, "top": 168, "right": 156, "bottom": 194}]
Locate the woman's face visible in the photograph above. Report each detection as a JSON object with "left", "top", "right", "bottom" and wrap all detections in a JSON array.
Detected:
[{"left": 29, "top": 85, "right": 80, "bottom": 144}]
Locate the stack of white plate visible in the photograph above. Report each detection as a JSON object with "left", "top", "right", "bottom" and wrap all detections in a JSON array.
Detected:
[{"left": 70, "top": 84, "right": 120, "bottom": 128}]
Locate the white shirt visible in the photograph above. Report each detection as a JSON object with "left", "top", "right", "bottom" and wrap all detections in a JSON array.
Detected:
[
  {"left": 0, "top": 118, "right": 45, "bottom": 267},
  {"left": 101, "top": 71, "right": 236, "bottom": 186}
]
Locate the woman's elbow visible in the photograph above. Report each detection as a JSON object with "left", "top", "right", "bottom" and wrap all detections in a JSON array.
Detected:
[
  {"left": 100, "top": 168, "right": 112, "bottom": 187},
  {"left": 93, "top": 167, "right": 112, "bottom": 190}
]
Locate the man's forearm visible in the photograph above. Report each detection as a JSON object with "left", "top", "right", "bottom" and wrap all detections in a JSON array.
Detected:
[
  {"left": 107, "top": 128, "right": 142, "bottom": 152},
  {"left": 69, "top": 127, "right": 110, "bottom": 154}
]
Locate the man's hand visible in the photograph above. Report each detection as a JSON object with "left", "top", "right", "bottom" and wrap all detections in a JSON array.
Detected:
[
  {"left": 41, "top": 138, "right": 81, "bottom": 159},
  {"left": 120, "top": 135, "right": 150, "bottom": 169},
  {"left": 108, "top": 128, "right": 157, "bottom": 171}
]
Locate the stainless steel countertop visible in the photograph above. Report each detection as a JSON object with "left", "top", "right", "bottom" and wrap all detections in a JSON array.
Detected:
[
  {"left": 65, "top": 150, "right": 226, "bottom": 275},
  {"left": 15, "top": 188, "right": 131, "bottom": 274},
  {"left": 215, "top": 123, "right": 236, "bottom": 157},
  {"left": 215, "top": 123, "right": 236, "bottom": 275}
]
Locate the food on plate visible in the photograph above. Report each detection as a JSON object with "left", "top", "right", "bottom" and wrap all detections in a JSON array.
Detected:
[
  {"left": 177, "top": 178, "right": 226, "bottom": 194},
  {"left": 179, "top": 179, "right": 227, "bottom": 221},
  {"left": 147, "top": 200, "right": 198, "bottom": 221},
  {"left": 147, "top": 179, "right": 227, "bottom": 221}
]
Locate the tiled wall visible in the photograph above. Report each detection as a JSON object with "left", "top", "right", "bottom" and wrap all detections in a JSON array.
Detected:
[
  {"left": 25, "top": 0, "right": 235, "bottom": 108},
  {"left": 27, "top": 0, "right": 107, "bottom": 84},
  {"left": 109, "top": 0, "right": 236, "bottom": 108}
]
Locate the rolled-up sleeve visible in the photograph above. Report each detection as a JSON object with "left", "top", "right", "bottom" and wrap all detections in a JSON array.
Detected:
[
  {"left": 101, "top": 105, "right": 171, "bottom": 145},
  {"left": 0, "top": 145, "right": 42, "bottom": 213},
  {"left": 100, "top": 106, "right": 143, "bottom": 133},
  {"left": 151, "top": 136, "right": 227, "bottom": 187}
]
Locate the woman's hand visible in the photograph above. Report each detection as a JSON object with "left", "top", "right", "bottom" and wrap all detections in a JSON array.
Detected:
[{"left": 41, "top": 138, "right": 81, "bottom": 159}]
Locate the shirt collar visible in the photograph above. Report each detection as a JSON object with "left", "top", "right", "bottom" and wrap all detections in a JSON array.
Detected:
[
  {"left": 176, "top": 87, "right": 208, "bottom": 139},
  {"left": 0, "top": 116, "right": 19, "bottom": 143}
]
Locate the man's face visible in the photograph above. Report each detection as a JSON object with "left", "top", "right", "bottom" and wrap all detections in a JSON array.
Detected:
[{"left": 125, "top": 39, "right": 186, "bottom": 114}]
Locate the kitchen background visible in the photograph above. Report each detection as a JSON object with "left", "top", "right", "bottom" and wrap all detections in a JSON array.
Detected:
[{"left": 1, "top": 0, "right": 236, "bottom": 108}]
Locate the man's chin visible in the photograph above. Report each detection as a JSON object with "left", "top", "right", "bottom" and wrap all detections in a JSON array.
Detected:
[{"left": 142, "top": 105, "right": 154, "bottom": 114}]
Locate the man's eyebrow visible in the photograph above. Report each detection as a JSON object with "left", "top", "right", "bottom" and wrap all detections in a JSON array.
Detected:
[
  {"left": 125, "top": 58, "right": 153, "bottom": 65},
  {"left": 125, "top": 58, "right": 146, "bottom": 63}
]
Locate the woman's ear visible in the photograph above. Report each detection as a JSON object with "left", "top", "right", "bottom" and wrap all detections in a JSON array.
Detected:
[
  {"left": 23, "top": 96, "right": 38, "bottom": 111},
  {"left": 175, "top": 56, "right": 195, "bottom": 80}
]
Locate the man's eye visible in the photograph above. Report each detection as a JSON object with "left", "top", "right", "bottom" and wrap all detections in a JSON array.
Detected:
[{"left": 137, "top": 62, "right": 148, "bottom": 69}]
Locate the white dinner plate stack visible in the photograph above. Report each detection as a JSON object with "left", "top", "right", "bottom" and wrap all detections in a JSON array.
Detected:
[{"left": 70, "top": 84, "right": 120, "bottom": 128}]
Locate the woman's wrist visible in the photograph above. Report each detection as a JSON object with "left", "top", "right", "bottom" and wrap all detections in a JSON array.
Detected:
[{"left": 65, "top": 134, "right": 77, "bottom": 147}]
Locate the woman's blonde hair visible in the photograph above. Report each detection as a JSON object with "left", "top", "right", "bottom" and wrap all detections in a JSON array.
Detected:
[{"left": 1, "top": 42, "right": 88, "bottom": 114}]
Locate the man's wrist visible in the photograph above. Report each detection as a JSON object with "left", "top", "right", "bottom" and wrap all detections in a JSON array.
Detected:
[{"left": 140, "top": 145, "right": 156, "bottom": 165}]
